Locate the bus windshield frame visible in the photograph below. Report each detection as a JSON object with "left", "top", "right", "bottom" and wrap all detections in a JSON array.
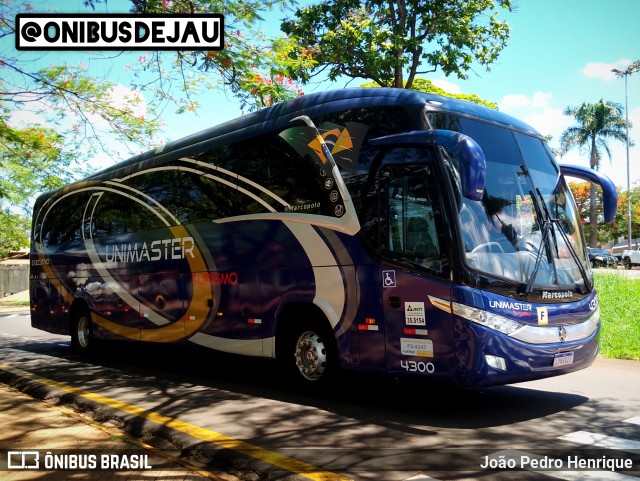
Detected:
[{"left": 427, "top": 114, "right": 595, "bottom": 297}]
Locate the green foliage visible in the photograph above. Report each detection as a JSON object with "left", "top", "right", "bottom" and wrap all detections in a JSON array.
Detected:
[
  {"left": 0, "top": 119, "right": 73, "bottom": 210},
  {"left": 118, "top": 0, "right": 310, "bottom": 112},
  {"left": 595, "top": 272, "right": 640, "bottom": 360},
  {"left": 616, "top": 187, "right": 640, "bottom": 242},
  {"left": 560, "top": 100, "right": 630, "bottom": 170},
  {"left": 360, "top": 78, "right": 498, "bottom": 109},
  {"left": 1, "top": 0, "right": 166, "bottom": 158},
  {"left": 560, "top": 100, "right": 631, "bottom": 246},
  {"left": 281, "top": 0, "right": 512, "bottom": 88},
  {"left": 0, "top": 210, "right": 29, "bottom": 257}
]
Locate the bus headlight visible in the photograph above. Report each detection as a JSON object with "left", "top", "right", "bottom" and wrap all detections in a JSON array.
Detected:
[{"left": 452, "top": 302, "right": 524, "bottom": 336}]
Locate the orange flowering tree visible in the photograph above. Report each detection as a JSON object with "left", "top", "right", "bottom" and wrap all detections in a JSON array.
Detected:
[
  {"left": 616, "top": 186, "right": 640, "bottom": 242},
  {"left": 569, "top": 181, "right": 640, "bottom": 245}
]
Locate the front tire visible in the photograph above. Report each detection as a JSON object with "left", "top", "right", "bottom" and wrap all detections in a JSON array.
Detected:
[
  {"left": 71, "top": 308, "right": 93, "bottom": 354},
  {"left": 623, "top": 257, "right": 632, "bottom": 270},
  {"left": 285, "top": 319, "right": 338, "bottom": 387}
]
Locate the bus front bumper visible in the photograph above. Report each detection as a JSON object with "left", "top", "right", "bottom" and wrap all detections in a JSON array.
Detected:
[{"left": 456, "top": 321, "right": 600, "bottom": 387}]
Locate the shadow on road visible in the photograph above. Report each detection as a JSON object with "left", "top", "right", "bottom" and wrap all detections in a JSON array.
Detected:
[{"left": 5, "top": 338, "right": 589, "bottom": 433}]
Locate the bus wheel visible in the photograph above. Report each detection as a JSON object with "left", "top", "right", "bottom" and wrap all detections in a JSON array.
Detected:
[
  {"left": 289, "top": 321, "right": 337, "bottom": 386},
  {"left": 71, "top": 308, "right": 93, "bottom": 354}
]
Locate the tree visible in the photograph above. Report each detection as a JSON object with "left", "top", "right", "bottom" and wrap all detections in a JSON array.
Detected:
[
  {"left": 1, "top": 1, "right": 166, "bottom": 158},
  {"left": 560, "top": 99, "right": 630, "bottom": 247},
  {"left": 1, "top": 0, "right": 308, "bottom": 251},
  {"left": 0, "top": 122, "right": 74, "bottom": 209},
  {"left": 615, "top": 186, "right": 640, "bottom": 243},
  {"left": 570, "top": 182, "right": 640, "bottom": 247},
  {"left": 0, "top": 210, "right": 29, "bottom": 258},
  {"left": 281, "top": 0, "right": 512, "bottom": 89},
  {"left": 361, "top": 78, "right": 498, "bottom": 109},
  {"left": 102, "top": 0, "right": 311, "bottom": 112}
]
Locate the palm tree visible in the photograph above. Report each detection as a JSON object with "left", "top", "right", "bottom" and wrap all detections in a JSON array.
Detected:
[{"left": 560, "top": 99, "right": 630, "bottom": 247}]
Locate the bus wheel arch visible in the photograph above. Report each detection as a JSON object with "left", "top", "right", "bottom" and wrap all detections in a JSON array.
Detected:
[
  {"left": 69, "top": 300, "right": 94, "bottom": 354},
  {"left": 275, "top": 302, "right": 339, "bottom": 387}
]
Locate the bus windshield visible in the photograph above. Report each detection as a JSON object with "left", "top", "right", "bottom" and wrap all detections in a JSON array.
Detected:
[{"left": 451, "top": 122, "right": 590, "bottom": 290}]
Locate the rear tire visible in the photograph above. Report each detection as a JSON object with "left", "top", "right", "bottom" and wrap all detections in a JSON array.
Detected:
[{"left": 71, "top": 308, "right": 93, "bottom": 354}]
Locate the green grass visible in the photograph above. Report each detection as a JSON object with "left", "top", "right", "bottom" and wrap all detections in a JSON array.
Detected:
[
  {"left": 0, "top": 300, "right": 29, "bottom": 307},
  {"left": 594, "top": 272, "right": 640, "bottom": 360}
]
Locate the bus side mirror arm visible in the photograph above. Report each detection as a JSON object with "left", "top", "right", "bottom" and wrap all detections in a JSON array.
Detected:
[
  {"left": 369, "top": 130, "right": 486, "bottom": 201},
  {"left": 559, "top": 164, "right": 618, "bottom": 223}
]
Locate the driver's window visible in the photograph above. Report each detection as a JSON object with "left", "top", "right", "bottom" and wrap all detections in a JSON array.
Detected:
[
  {"left": 379, "top": 154, "right": 449, "bottom": 277},
  {"left": 388, "top": 175, "right": 439, "bottom": 258}
]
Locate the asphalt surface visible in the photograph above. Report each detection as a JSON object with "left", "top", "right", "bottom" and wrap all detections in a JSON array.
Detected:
[{"left": 0, "top": 269, "right": 640, "bottom": 481}]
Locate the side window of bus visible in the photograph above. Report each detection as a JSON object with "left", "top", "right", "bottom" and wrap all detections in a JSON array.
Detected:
[
  {"left": 387, "top": 173, "right": 440, "bottom": 258},
  {"left": 91, "top": 192, "right": 167, "bottom": 238},
  {"left": 199, "top": 134, "right": 326, "bottom": 216},
  {"left": 124, "top": 169, "right": 239, "bottom": 224},
  {"left": 375, "top": 150, "right": 449, "bottom": 277},
  {"left": 388, "top": 179, "right": 438, "bottom": 258},
  {"left": 40, "top": 192, "right": 90, "bottom": 246}
]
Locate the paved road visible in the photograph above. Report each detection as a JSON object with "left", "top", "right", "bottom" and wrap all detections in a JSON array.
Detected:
[{"left": 1, "top": 310, "right": 639, "bottom": 481}]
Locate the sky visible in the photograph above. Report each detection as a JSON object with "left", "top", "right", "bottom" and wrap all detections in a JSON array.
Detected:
[{"left": 6, "top": 0, "right": 640, "bottom": 190}]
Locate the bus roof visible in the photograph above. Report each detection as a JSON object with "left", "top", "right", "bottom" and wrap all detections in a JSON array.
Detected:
[
  {"left": 33, "top": 89, "right": 544, "bottom": 207},
  {"left": 84, "top": 88, "right": 541, "bottom": 181}
]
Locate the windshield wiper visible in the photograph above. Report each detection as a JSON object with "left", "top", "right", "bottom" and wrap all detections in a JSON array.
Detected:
[
  {"left": 522, "top": 179, "right": 591, "bottom": 296},
  {"left": 549, "top": 210, "right": 593, "bottom": 293},
  {"left": 533, "top": 185, "right": 592, "bottom": 294},
  {"left": 524, "top": 197, "right": 553, "bottom": 296}
]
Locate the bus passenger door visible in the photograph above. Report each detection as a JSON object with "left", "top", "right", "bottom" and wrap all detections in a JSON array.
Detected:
[{"left": 375, "top": 157, "right": 454, "bottom": 380}]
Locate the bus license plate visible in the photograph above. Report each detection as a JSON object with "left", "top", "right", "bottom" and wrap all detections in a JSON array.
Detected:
[{"left": 553, "top": 351, "right": 574, "bottom": 367}]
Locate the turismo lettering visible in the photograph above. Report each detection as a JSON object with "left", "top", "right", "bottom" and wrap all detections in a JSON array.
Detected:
[
  {"left": 192, "top": 272, "right": 239, "bottom": 286},
  {"left": 104, "top": 237, "right": 195, "bottom": 263}
]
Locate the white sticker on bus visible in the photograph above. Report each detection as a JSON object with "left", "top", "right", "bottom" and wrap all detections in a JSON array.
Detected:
[
  {"left": 401, "top": 338, "right": 433, "bottom": 357},
  {"left": 404, "top": 302, "right": 426, "bottom": 326}
]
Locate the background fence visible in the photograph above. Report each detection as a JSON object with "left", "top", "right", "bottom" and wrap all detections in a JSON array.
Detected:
[{"left": 0, "top": 265, "right": 29, "bottom": 297}]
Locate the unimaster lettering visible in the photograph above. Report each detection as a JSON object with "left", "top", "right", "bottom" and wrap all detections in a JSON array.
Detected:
[{"left": 104, "top": 237, "right": 195, "bottom": 263}]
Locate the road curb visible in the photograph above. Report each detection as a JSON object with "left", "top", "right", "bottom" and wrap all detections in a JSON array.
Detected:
[{"left": 0, "top": 364, "right": 239, "bottom": 481}]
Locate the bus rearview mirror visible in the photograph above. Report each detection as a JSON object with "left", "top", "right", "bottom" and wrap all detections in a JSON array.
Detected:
[{"left": 369, "top": 130, "right": 486, "bottom": 201}]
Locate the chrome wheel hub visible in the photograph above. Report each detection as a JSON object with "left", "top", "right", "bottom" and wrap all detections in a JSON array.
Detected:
[
  {"left": 294, "top": 331, "right": 327, "bottom": 381},
  {"left": 77, "top": 316, "right": 90, "bottom": 348}
]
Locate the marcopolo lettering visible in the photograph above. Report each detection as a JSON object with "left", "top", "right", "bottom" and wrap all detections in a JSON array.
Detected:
[
  {"left": 541, "top": 290, "right": 574, "bottom": 300},
  {"left": 16, "top": 14, "right": 224, "bottom": 51},
  {"left": 104, "top": 237, "right": 195, "bottom": 263},
  {"left": 286, "top": 202, "right": 321, "bottom": 212}
]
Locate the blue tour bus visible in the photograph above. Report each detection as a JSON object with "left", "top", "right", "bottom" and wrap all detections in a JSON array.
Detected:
[{"left": 30, "top": 88, "right": 617, "bottom": 387}]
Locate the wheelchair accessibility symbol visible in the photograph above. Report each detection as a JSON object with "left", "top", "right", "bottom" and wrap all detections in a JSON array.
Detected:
[{"left": 382, "top": 270, "right": 396, "bottom": 288}]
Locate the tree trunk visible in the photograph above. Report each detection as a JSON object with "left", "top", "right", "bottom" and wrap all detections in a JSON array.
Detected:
[
  {"left": 589, "top": 181, "right": 598, "bottom": 247},
  {"left": 589, "top": 137, "right": 599, "bottom": 247}
]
